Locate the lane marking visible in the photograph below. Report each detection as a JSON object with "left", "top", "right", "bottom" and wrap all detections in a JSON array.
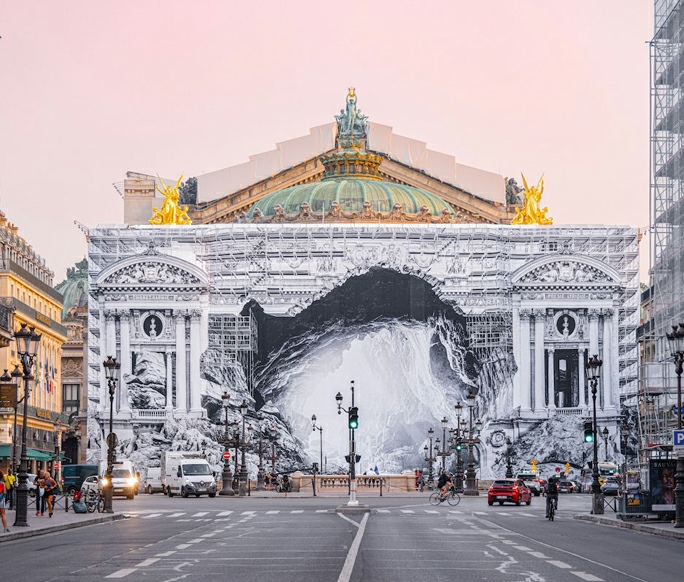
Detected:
[
  {"left": 572, "top": 574, "right": 604, "bottom": 582},
  {"left": 134, "top": 558, "right": 159, "bottom": 567},
  {"left": 142, "top": 513, "right": 162, "bottom": 519},
  {"left": 176, "top": 544, "right": 191, "bottom": 549},
  {"left": 155, "top": 551, "right": 176, "bottom": 557},
  {"left": 188, "top": 538, "right": 204, "bottom": 543},
  {"left": 520, "top": 513, "right": 536, "bottom": 517},
  {"left": 400, "top": 510, "right": 414, "bottom": 514},
  {"left": 424, "top": 510, "right": 439, "bottom": 514},
  {"left": 528, "top": 551, "right": 551, "bottom": 559},
  {"left": 167, "top": 512, "right": 186, "bottom": 518},
  {"left": 337, "top": 513, "right": 369, "bottom": 582},
  {"left": 191, "top": 512, "right": 209, "bottom": 517},
  {"left": 498, "top": 512, "right": 511, "bottom": 516},
  {"left": 241, "top": 511, "right": 256, "bottom": 515},
  {"left": 548, "top": 560, "right": 572, "bottom": 569},
  {"left": 514, "top": 546, "right": 532, "bottom": 551},
  {"left": 376, "top": 509, "right": 390, "bottom": 513},
  {"left": 448, "top": 510, "right": 463, "bottom": 514},
  {"left": 217, "top": 511, "right": 233, "bottom": 516},
  {"left": 106, "top": 569, "right": 137, "bottom": 579},
  {"left": 202, "top": 533, "right": 216, "bottom": 537},
  {"left": 473, "top": 511, "right": 488, "bottom": 515},
  {"left": 266, "top": 510, "right": 280, "bottom": 514},
  {"left": 316, "top": 509, "right": 328, "bottom": 513},
  {"left": 291, "top": 510, "right": 304, "bottom": 514},
  {"left": 336, "top": 512, "right": 360, "bottom": 529}
]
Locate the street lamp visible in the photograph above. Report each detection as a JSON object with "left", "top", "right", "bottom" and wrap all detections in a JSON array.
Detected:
[
  {"left": 602, "top": 427, "right": 609, "bottom": 462},
  {"left": 463, "top": 391, "right": 482, "bottom": 496},
  {"left": 238, "top": 399, "right": 250, "bottom": 497},
  {"left": 255, "top": 414, "right": 266, "bottom": 492},
  {"left": 586, "top": 354, "right": 604, "bottom": 515},
  {"left": 267, "top": 428, "right": 279, "bottom": 475},
  {"left": 53, "top": 419, "right": 62, "bottom": 488},
  {"left": 453, "top": 402, "right": 464, "bottom": 491},
  {"left": 335, "top": 381, "right": 359, "bottom": 506},
  {"left": 13, "top": 323, "right": 41, "bottom": 527},
  {"left": 219, "top": 392, "right": 235, "bottom": 496},
  {"left": 102, "top": 355, "right": 120, "bottom": 514},
  {"left": 311, "top": 414, "right": 324, "bottom": 474},
  {"left": 423, "top": 427, "right": 436, "bottom": 489},
  {"left": 0, "top": 366, "right": 22, "bottom": 475},
  {"left": 505, "top": 437, "right": 514, "bottom": 478},
  {"left": 436, "top": 417, "right": 451, "bottom": 472},
  {"left": 666, "top": 322, "right": 684, "bottom": 528}
]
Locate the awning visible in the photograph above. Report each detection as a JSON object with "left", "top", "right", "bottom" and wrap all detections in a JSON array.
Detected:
[{"left": 0, "top": 444, "right": 57, "bottom": 462}]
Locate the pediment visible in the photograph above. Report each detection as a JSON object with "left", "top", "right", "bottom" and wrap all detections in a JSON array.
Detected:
[
  {"left": 512, "top": 255, "right": 621, "bottom": 287},
  {"left": 97, "top": 253, "right": 207, "bottom": 288}
]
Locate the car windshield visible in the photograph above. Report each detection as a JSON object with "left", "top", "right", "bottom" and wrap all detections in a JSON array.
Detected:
[
  {"left": 493, "top": 480, "right": 514, "bottom": 486},
  {"left": 183, "top": 463, "right": 211, "bottom": 476},
  {"left": 112, "top": 469, "right": 132, "bottom": 479}
]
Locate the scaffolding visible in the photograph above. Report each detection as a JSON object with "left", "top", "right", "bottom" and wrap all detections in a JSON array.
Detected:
[{"left": 642, "top": 0, "right": 684, "bottom": 459}]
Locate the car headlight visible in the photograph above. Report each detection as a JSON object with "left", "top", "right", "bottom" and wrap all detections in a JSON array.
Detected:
[{"left": 127, "top": 477, "right": 137, "bottom": 486}]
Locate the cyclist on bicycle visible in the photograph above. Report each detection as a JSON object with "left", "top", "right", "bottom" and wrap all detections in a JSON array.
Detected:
[
  {"left": 437, "top": 470, "right": 451, "bottom": 500},
  {"left": 545, "top": 476, "right": 559, "bottom": 517}
]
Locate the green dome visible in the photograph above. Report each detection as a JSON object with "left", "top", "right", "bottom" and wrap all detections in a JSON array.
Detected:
[{"left": 248, "top": 178, "right": 452, "bottom": 217}]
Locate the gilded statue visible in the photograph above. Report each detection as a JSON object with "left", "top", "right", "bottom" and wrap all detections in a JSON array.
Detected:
[
  {"left": 335, "top": 87, "right": 368, "bottom": 138},
  {"left": 511, "top": 174, "right": 553, "bottom": 225},
  {"left": 149, "top": 174, "right": 192, "bottom": 225}
]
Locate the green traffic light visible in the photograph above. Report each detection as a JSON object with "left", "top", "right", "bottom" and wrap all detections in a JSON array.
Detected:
[
  {"left": 584, "top": 434, "right": 593, "bottom": 443},
  {"left": 349, "top": 419, "right": 358, "bottom": 429}
]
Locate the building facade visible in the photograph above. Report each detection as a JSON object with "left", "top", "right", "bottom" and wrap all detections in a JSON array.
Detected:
[{"left": 0, "top": 209, "right": 67, "bottom": 473}]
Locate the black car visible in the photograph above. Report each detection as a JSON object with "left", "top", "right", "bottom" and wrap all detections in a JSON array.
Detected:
[{"left": 558, "top": 480, "right": 575, "bottom": 494}]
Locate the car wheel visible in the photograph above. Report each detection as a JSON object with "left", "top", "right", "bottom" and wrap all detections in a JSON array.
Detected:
[
  {"left": 167, "top": 486, "right": 174, "bottom": 498},
  {"left": 516, "top": 498, "right": 521, "bottom": 506},
  {"left": 181, "top": 487, "right": 189, "bottom": 498},
  {"left": 127, "top": 492, "right": 134, "bottom": 500},
  {"left": 208, "top": 493, "right": 216, "bottom": 498},
  {"left": 526, "top": 497, "right": 531, "bottom": 505},
  {"left": 534, "top": 491, "right": 540, "bottom": 497},
  {"left": 488, "top": 500, "right": 493, "bottom": 506},
  {"left": 146, "top": 485, "right": 152, "bottom": 494},
  {"left": 195, "top": 494, "right": 200, "bottom": 498}
]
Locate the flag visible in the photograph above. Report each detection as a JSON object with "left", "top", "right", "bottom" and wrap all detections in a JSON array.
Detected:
[{"left": 50, "top": 365, "right": 55, "bottom": 393}]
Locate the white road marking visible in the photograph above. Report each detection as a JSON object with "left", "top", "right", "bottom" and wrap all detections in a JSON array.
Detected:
[
  {"left": 473, "top": 511, "right": 487, "bottom": 515},
  {"left": 241, "top": 511, "right": 256, "bottom": 515},
  {"left": 400, "top": 510, "right": 414, "bottom": 514},
  {"left": 202, "top": 533, "right": 216, "bottom": 537},
  {"left": 424, "top": 510, "right": 439, "bottom": 514},
  {"left": 106, "top": 569, "right": 137, "bottom": 579},
  {"left": 514, "top": 546, "right": 532, "bottom": 551},
  {"left": 316, "top": 509, "right": 328, "bottom": 513},
  {"left": 376, "top": 509, "right": 390, "bottom": 513},
  {"left": 217, "top": 511, "right": 233, "bottom": 516},
  {"left": 155, "top": 551, "right": 176, "bottom": 557},
  {"left": 191, "top": 512, "right": 209, "bottom": 517},
  {"left": 175, "top": 544, "right": 191, "bottom": 549},
  {"left": 448, "top": 510, "right": 462, "bottom": 514},
  {"left": 167, "top": 512, "right": 186, "bottom": 518},
  {"left": 266, "top": 510, "right": 280, "bottom": 514},
  {"left": 188, "top": 538, "right": 204, "bottom": 543},
  {"left": 176, "top": 519, "right": 191, "bottom": 522},
  {"left": 134, "top": 558, "right": 159, "bottom": 567},
  {"left": 142, "top": 513, "right": 162, "bottom": 519},
  {"left": 291, "top": 510, "right": 304, "bottom": 513},
  {"left": 336, "top": 513, "right": 369, "bottom": 582},
  {"left": 548, "top": 560, "right": 572, "bottom": 569},
  {"left": 501, "top": 540, "right": 516, "bottom": 545},
  {"left": 520, "top": 513, "right": 536, "bottom": 517},
  {"left": 529, "top": 551, "right": 551, "bottom": 559},
  {"left": 498, "top": 512, "right": 511, "bottom": 516},
  {"left": 572, "top": 573, "right": 604, "bottom": 582}
]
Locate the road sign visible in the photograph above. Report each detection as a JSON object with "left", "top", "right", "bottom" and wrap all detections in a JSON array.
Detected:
[
  {"left": 555, "top": 466, "right": 561, "bottom": 473},
  {"left": 54, "top": 462, "right": 60, "bottom": 469},
  {"left": 673, "top": 429, "right": 684, "bottom": 449},
  {"left": 223, "top": 451, "right": 231, "bottom": 459}
]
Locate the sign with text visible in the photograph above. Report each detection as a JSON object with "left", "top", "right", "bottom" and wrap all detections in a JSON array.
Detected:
[
  {"left": 673, "top": 429, "right": 684, "bottom": 449},
  {"left": 0, "top": 383, "right": 17, "bottom": 408}
]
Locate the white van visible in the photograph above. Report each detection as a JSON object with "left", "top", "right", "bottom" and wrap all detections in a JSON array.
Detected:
[
  {"left": 145, "top": 468, "right": 163, "bottom": 494},
  {"left": 99, "top": 459, "right": 138, "bottom": 499},
  {"left": 162, "top": 451, "right": 217, "bottom": 498}
]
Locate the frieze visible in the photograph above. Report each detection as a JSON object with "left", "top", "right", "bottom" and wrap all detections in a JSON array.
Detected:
[
  {"left": 103, "top": 261, "right": 202, "bottom": 285},
  {"left": 519, "top": 260, "right": 613, "bottom": 285}
]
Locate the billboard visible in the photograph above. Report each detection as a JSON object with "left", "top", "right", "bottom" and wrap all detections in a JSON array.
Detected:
[{"left": 650, "top": 459, "right": 677, "bottom": 512}]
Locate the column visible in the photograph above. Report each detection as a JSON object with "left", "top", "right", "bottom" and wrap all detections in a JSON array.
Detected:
[
  {"left": 165, "top": 346, "right": 174, "bottom": 412},
  {"left": 512, "top": 307, "right": 521, "bottom": 410},
  {"left": 119, "top": 312, "right": 131, "bottom": 414},
  {"left": 519, "top": 310, "right": 532, "bottom": 411},
  {"left": 588, "top": 309, "right": 600, "bottom": 359},
  {"left": 547, "top": 347, "right": 556, "bottom": 409},
  {"left": 189, "top": 310, "right": 202, "bottom": 414},
  {"left": 602, "top": 309, "right": 613, "bottom": 410},
  {"left": 98, "top": 304, "right": 107, "bottom": 461},
  {"left": 175, "top": 312, "right": 187, "bottom": 413},
  {"left": 105, "top": 311, "right": 117, "bottom": 412},
  {"left": 534, "top": 310, "right": 545, "bottom": 412},
  {"left": 578, "top": 348, "right": 587, "bottom": 409}
]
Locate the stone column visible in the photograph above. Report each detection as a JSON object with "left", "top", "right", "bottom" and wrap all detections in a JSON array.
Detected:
[
  {"left": 588, "top": 309, "right": 600, "bottom": 360},
  {"left": 534, "top": 310, "right": 545, "bottom": 412},
  {"left": 189, "top": 310, "right": 202, "bottom": 415},
  {"left": 519, "top": 310, "right": 532, "bottom": 411},
  {"left": 165, "top": 346, "right": 174, "bottom": 413},
  {"left": 105, "top": 311, "right": 117, "bottom": 412},
  {"left": 602, "top": 309, "right": 614, "bottom": 410},
  {"left": 512, "top": 307, "right": 521, "bottom": 410},
  {"left": 578, "top": 348, "right": 587, "bottom": 409},
  {"left": 119, "top": 312, "right": 131, "bottom": 414},
  {"left": 98, "top": 304, "right": 107, "bottom": 461},
  {"left": 547, "top": 347, "right": 556, "bottom": 409},
  {"left": 175, "top": 312, "right": 187, "bottom": 413}
]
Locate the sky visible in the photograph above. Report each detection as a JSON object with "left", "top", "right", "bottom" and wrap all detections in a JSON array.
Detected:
[{"left": 0, "top": 1, "right": 653, "bottom": 283}]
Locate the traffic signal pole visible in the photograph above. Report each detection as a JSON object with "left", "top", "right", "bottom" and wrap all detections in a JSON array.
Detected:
[{"left": 348, "top": 381, "right": 357, "bottom": 506}]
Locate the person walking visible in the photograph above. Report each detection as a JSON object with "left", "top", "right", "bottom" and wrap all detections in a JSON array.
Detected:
[
  {"left": 35, "top": 470, "right": 46, "bottom": 516},
  {"left": 42, "top": 471, "right": 58, "bottom": 517},
  {"left": 0, "top": 470, "right": 10, "bottom": 533},
  {"left": 4, "top": 469, "right": 15, "bottom": 511}
]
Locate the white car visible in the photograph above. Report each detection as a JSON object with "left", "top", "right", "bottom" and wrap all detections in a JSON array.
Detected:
[{"left": 80, "top": 474, "right": 101, "bottom": 496}]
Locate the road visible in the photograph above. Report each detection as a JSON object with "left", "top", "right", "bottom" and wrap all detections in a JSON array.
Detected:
[{"left": 0, "top": 492, "right": 679, "bottom": 582}]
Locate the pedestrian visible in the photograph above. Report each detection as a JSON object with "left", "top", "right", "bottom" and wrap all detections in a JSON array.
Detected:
[
  {"left": 0, "top": 469, "right": 9, "bottom": 533},
  {"left": 42, "top": 471, "right": 58, "bottom": 518},
  {"left": 4, "top": 469, "right": 15, "bottom": 510},
  {"left": 35, "top": 470, "right": 46, "bottom": 516}
]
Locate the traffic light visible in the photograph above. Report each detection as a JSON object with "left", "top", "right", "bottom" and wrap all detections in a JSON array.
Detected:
[
  {"left": 344, "top": 454, "right": 361, "bottom": 463},
  {"left": 455, "top": 438, "right": 463, "bottom": 451},
  {"left": 349, "top": 406, "right": 359, "bottom": 429},
  {"left": 583, "top": 420, "right": 594, "bottom": 443}
]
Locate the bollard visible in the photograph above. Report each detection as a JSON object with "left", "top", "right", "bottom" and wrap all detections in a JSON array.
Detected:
[{"left": 380, "top": 478, "right": 382, "bottom": 497}]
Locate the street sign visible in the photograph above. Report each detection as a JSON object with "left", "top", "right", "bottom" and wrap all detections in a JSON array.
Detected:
[
  {"left": 555, "top": 466, "right": 561, "bottom": 473},
  {"left": 0, "top": 383, "right": 17, "bottom": 408},
  {"left": 223, "top": 451, "right": 231, "bottom": 459},
  {"left": 673, "top": 429, "right": 684, "bottom": 449},
  {"left": 54, "top": 462, "right": 60, "bottom": 469}
]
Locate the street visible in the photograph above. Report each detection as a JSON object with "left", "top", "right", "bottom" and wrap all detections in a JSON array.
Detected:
[{"left": 0, "top": 493, "right": 680, "bottom": 582}]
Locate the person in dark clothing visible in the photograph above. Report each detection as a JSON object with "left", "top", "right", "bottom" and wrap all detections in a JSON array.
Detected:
[
  {"left": 437, "top": 470, "right": 450, "bottom": 500},
  {"left": 546, "top": 477, "right": 559, "bottom": 517}
]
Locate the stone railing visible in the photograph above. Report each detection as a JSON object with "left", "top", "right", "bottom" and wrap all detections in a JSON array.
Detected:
[
  {"left": 290, "top": 474, "right": 415, "bottom": 493},
  {"left": 131, "top": 409, "right": 168, "bottom": 419},
  {"left": 553, "top": 407, "right": 585, "bottom": 416}
]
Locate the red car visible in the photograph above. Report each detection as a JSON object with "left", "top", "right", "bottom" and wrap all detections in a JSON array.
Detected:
[{"left": 488, "top": 479, "right": 532, "bottom": 506}]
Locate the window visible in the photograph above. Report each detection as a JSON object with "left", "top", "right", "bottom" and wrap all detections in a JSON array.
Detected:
[{"left": 63, "top": 383, "right": 79, "bottom": 413}]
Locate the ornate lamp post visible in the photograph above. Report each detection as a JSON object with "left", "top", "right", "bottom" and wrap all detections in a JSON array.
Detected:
[
  {"left": 464, "top": 391, "right": 482, "bottom": 496},
  {"left": 238, "top": 399, "right": 250, "bottom": 497},
  {"left": 505, "top": 437, "right": 514, "bottom": 478},
  {"left": 255, "top": 414, "right": 266, "bottom": 491},
  {"left": 586, "top": 354, "right": 604, "bottom": 515},
  {"left": 7, "top": 366, "right": 23, "bottom": 475},
  {"left": 311, "top": 414, "right": 324, "bottom": 474},
  {"left": 666, "top": 323, "right": 684, "bottom": 528},
  {"left": 335, "top": 381, "right": 359, "bottom": 506},
  {"left": 436, "top": 417, "right": 451, "bottom": 472},
  {"left": 423, "top": 427, "right": 436, "bottom": 489},
  {"left": 267, "top": 428, "right": 279, "bottom": 475},
  {"left": 102, "top": 355, "right": 120, "bottom": 514},
  {"left": 53, "top": 419, "right": 62, "bottom": 488},
  {"left": 219, "top": 392, "right": 235, "bottom": 496},
  {"left": 602, "top": 427, "right": 609, "bottom": 462},
  {"left": 453, "top": 402, "right": 464, "bottom": 491},
  {"left": 13, "top": 324, "right": 41, "bottom": 527}
]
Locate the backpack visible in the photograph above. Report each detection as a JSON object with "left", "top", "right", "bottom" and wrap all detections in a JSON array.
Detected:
[{"left": 0, "top": 482, "right": 5, "bottom": 503}]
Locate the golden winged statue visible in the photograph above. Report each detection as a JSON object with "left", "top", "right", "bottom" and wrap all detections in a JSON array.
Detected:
[
  {"left": 149, "top": 174, "right": 192, "bottom": 225},
  {"left": 511, "top": 174, "right": 553, "bottom": 225}
]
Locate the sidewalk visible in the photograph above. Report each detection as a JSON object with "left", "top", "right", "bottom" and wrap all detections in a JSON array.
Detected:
[
  {"left": 574, "top": 511, "right": 684, "bottom": 542},
  {"left": 1, "top": 508, "right": 125, "bottom": 543}
]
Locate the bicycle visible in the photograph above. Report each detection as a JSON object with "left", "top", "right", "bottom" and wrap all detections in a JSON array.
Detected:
[
  {"left": 546, "top": 496, "right": 557, "bottom": 521},
  {"left": 84, "top": 489, "right": 105, "bottom": 513},
  {"left": 429, "top": 487, "right": 461, "bottom": 507}
]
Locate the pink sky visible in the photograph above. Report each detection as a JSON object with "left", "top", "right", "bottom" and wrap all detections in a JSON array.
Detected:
[{"left": 0, "top": 1, "right": 653, "bottom": 283}]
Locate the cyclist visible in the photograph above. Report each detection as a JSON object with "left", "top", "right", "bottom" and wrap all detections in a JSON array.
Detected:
[
  {"left": 546, "top": 476, "right": 559, "bottom": 518},
  {"left": 437, "top": 470, "right": 450, "bottom": 500}
]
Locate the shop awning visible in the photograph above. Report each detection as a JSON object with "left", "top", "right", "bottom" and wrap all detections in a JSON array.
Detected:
[{"left": 0, "top": 444, "right": 56, "bottom": 461}]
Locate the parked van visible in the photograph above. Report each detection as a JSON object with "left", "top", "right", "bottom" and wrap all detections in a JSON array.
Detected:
[
  {"left": 62, "top": 464, "right": 98, "bottom": 495},
  {"left": 162, "top": 451, "right": 217, "bottom": 498},
  {"left": 145, "top": 468, "right": 163, "bottom": 494},
  {"left": 98, "top": 459, "right": 138, "bottom": 499}
]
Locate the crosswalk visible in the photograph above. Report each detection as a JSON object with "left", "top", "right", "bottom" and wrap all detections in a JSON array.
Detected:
[{"left": 124, "top": 508, "right": 551, "bottom": 521}]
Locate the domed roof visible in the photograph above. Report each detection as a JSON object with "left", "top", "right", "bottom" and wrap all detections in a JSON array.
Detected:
[{"left": 247, "top": 178, "right": 453, "bottom": 218}]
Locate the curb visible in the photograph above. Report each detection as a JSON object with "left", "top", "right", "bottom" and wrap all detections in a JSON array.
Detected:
[
  {"left": 0, "top": 513, "right": 126, "bottom": 543},
  {"left": 574, "top": 514, "right": 684, "bottom": 542}
]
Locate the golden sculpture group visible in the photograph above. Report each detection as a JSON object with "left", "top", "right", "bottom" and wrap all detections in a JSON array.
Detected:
[
  {"left": 149, "top": 175, "right": 192, "bottom": 225},
  {"left": 511, "top": 174, "right": 553, "bottom": 225}
]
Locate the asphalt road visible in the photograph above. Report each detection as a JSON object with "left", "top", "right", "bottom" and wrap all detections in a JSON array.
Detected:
[{"left": 0, "top": 492, "right": 680, "bottom": 582}]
